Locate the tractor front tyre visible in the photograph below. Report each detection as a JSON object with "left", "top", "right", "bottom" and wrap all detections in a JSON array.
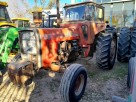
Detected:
[
  {"left": 127, "top": 57, "right": 136, "bottom": 88},
  {"left": 60, "top": 64, "right": 87, "bottom": 102},
  {"left": 117, "top": 27, "right": 130, "bottom": 62},
  {"left": 96, "top": 33, "right": 117, "bottom": 70}
]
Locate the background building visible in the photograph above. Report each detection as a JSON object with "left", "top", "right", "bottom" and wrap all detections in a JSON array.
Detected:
[{"left": 71, "top": 0, "right": 135, "bottom": 27}]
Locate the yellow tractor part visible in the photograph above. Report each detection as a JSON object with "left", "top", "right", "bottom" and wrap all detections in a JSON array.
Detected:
[
  {"left": 0, "top": 1, "right": 15, "bottom": 27},
  {"left": 0, "top": 22, "right": 16, "bottom": 27},
  {"left": 32, "top": 8, "right": 43, "bottom": 27},
  {"left": 0, "top": 1, "right": 8, "bottom": 6},
  {"left": 12, "top": 18, "right": 30, "bottom": 27},
  {"left": 12, "top": 18, "right": 29, "bottom": 21}
]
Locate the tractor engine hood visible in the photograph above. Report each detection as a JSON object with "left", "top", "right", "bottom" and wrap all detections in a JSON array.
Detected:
[
  {"left": 60, "top": 22, "right": 80, "bottom": 29},
  {"left": 37, "top": 28, "right": 79, "bottom": 41}
]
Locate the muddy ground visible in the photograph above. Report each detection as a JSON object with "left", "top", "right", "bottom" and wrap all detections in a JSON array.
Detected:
[{"left": 0, "top": 55, "right": 129, "bottom": 102}]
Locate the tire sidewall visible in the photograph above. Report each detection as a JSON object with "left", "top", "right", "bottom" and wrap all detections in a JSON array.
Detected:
[
  {"left": 109, "top": 33, "right": 117, "bottom": 69},
  {"left": 127, "top": 57, "right": 136, "bottom": 88},
  {"left": 69, "top": 68, "right": 87, "bottom": 102}
]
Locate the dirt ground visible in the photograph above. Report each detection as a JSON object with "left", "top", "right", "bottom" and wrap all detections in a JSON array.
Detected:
[{"left": 0, "top": 55, "right": 129, "bottom": 102}]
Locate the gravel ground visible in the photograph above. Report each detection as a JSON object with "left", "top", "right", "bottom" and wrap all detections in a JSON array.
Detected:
[{"left": 0, "top": 56, "right": 129, "bottom": 102}]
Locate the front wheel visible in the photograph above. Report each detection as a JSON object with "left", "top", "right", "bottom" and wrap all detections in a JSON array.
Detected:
[{"left": 60, "top": 64, "right": 87, "bottom": 102}]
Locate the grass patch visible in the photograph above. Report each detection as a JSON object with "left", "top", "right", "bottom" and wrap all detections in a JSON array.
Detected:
[
  {"left": 88, "top": 62, "right": 128, "bottom": 81},
  {"left": 88, "top": 71, "right": 97, "bottom": 78}
]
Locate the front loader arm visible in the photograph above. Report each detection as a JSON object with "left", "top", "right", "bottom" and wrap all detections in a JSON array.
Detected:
[{"left": 0, "top": 28, "right": 18, "bottom": 68}]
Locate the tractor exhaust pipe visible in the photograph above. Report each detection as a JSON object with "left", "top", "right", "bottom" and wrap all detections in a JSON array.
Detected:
[{"left": 56, "top": 0, "right": 60, "bottom": 28}]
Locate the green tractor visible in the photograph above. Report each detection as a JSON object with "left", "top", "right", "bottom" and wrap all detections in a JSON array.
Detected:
[{"left": 0, "top": 1, "right": 23, "bottom": 75}]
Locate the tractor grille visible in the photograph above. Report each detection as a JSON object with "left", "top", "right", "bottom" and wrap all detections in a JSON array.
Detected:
[{"left": 19, "top": 31, "right": 37, "bottom": 55}]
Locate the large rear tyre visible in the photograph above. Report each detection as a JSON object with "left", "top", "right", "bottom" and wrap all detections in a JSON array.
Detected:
[
  {"left": 96, "top": 33, "right": 117, "bottom": 69},
  {"left": 60, "top": 64, "right": 87, "bottom": 102},
  {"left": 127, "top": 57, "right": 136, "bottom": 88},
  {"left": 117, "top": 27, "right": 130, "bottom": 62},
  {"left": 130, "top": 28, "right": 136, "bottom": 57}
]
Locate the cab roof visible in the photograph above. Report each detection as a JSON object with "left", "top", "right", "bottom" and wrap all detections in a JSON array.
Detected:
[
  {"left": 0, "top": 1, "right": 8, "bottom": 7},
  {"left": 32, "top": 8, "right": 42, "bottom": 13},
  {"left": 64, "top": 1, "right": 104, "bottom": 8},
  {"left": 12, "top": 18, "right": 29, "bottom": 21}
]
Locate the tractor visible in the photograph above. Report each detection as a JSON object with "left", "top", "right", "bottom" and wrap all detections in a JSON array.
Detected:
[
  {"left": 32, "top": 9, "right": 42, "bottom": 27},
  {"left": 0, "top": 1, "right": 25, "bottom": 76},
  {"left": 12, "top": 18, "right": 30, "bottom": 28},
  {"left": 0, "top": 1, "right": 17, "bottom": 75},
  {"left": 32, "top": 9, "right": 60, "bottom": 28},
  {"left": 7, "top": 1, "right": 117, "bottom": 102}
]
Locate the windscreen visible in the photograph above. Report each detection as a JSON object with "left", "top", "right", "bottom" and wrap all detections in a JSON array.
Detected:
[
  {"left": 33, "top": 12, "right": 42, "bottom": 20},
  {"left": 0, "top": 6, "right": 10, "bottom": 22},
  {"left": 24, "top": 21, "right": 30, "bottom": 27},
  {"left": 65, "top": 5, "right": 86, "bottom": 21}
]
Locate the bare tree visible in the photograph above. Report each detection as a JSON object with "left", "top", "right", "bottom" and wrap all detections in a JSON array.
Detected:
[
  {"left": 40, "top": 0, "right": 46, "bottom": 9},
  {"left": 45, "top": 0, "right": 56, "bottom": 9},
  {"left": 34, "top": 0, "right": 38, "bottom": 8},
  {"left": 122, "top": 10, "right": 131, "bottom": 26}
]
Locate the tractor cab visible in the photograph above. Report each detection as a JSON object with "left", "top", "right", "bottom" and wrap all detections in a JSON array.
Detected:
[
  {"left": 32, "top": 10, "right": 42, "bottom": 27},
  {"left": 63, "top": 1, "right": 104, "bottom": 22},
  {"left": 40, "top": 14, "right": 58, "bottom": 28},
  {"left": 60, "top": 1, "right": 106, "bottom": 50},
  {"left": 12, "top": 18, "right": 30, "bottom": 28},
  {"left": 0, "top": 1, "right": 15, "bottom": 27}
]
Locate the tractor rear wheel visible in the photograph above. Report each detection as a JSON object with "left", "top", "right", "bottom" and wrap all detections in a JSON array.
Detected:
[
  {"left": 60, "top": 64, "right": 87, "bottom": 102},
  {"left": 127, "top": 57, "right": 136, "bottom": 88},
  {"left": 130, "top": 28, "right": 136, "bottom": 57},
  {"left": 96, "top": 33, "right": 117, "bottom": 69},
  {"left": 117, "top": 27, "right": 130, "bottom": 62}
]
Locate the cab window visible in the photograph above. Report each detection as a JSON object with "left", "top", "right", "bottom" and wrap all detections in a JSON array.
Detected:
[
  {"left": 18, "top": 20, "right": 23, "bottom": 27},
  {"left": 85, "top": 5, "right": 95, "bottom": 21},
  {"left": 24, "top": 21, "right": 30, "bottom": 27},
  {"left": 96, "top": 7, "right": 104, "bottom": 21},
  {"left": 82, "top": 25, "right": 88, "bottom": 40}
]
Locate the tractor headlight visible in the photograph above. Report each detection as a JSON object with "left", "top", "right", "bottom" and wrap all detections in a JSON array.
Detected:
[{"left": 19, "top": 31, "right": 37, "bottom": 54}]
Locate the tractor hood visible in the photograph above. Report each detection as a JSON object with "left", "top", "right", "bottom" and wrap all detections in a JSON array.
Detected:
[
  {"left": 60, "top": 21, "right": 82, "bottom": 29},
  {"left": 0, "top": 22, "right": 16, "bottom": 27},
  {"left": 37, "top": 28, "right": 79, "bottom": 41}
]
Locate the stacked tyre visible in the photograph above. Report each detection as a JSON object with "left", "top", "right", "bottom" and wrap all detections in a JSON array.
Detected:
[
  {"left": 117, "top": 27, "right": 130, "bottom": 62},
  {"left": 96, "top": 27, "right": 117, "bottom": 70},
  {"left": 127, "top": 28, "right": 136, "bottom": 88}
]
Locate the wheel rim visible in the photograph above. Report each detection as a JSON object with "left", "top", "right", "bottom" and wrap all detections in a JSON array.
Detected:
[
  {"left": 74, "top": 74, "right": 85, "bottom": 96},
  {"left": 110, "top": 36, "right": 116, "bottom": 62}
]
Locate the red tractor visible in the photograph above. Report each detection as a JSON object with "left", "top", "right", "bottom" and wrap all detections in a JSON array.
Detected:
[{"left": 7, "top": 1, "right": 117, "bottom": 102}]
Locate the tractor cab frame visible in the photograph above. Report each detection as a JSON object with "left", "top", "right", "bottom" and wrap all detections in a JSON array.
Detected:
[
  {"left": 0, "top": 1, "right": 15, "bottom": 27},
  {"left": 12, "top": 18, "right": 30, "bottom": 28},
  {"left": 41, "top": 14, "right": 58, "bottom": 28},
  {"left": 63, "top": 1, "right": 104, "bottom": 22},
  {"left": 32, "top": 10, "right": 42, "bottom": 27}
]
